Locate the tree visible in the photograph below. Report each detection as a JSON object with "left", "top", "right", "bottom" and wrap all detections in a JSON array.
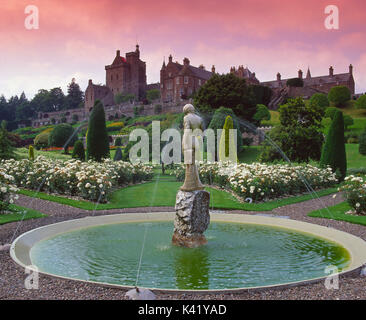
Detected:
[
  {"left": 253, "top": 104, "right": 271, "bottom": 123},
  {"left": 72, "top": 140, "right": 85, "bottom": 161},
  {"left": 249, "top": 84, "right": 273, "bottom": 107},
  {"left": 208, "top": 107, "right": 243, "bottom": 153},
  {"left": 48, "top": 123, "right": 77, "bottom": 153},
  {"left": 0, "top": 121, "right": 15, "bottom": 160},
  {"left": 286, "top": 78, "right": 304, "bottom": 87},
  {"left": 194, "top": 73, "right": 257, "bottom": 123},
  {"left": 355, "top": 94, "right": 366, "bottom": 109},
  {"left": 359, "top": 128, "right": 366, "bottom": 155},
  {"left": 86, "top": 100, "right": 110, "bottom": 161},
  {"left": 325, "top": 107, "right": 338, "bottom": 120},
  {"left": 320, "top": 110, "right": 347, "bottom": 181},
  {"left": 218, "top": 116, "right": 237, "bottom": 162},
  {"left": 113, "top": 147, "right": 123, "bottom": 161},
  {"left": 328, "top": 86, "right": 351, "bottom": 108},
  {"left": 310, "top": 93, "right": 329, "bottom": 109},
  {"left": 67, "top": 78, "right": 84, "bottom": 109},
  {"left": 260, "top": 97, "right": 324, "bottom": 163},
  {"left": 29, "top": 145, "right": 35, "bottom": 161},
  {"left": 146, "top": 89, "right": 161, "bottom": 103}
]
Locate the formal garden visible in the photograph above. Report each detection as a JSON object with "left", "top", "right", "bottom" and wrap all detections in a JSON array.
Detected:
[{"left": 1, "top": 73, "right": 366, "bottom": 299}]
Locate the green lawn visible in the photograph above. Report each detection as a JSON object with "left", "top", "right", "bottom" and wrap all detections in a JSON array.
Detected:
[
  {"left": 0, "top": 204, "right": 46, "bottom": 225},
  {"left": 308, "top": 201, "right": 366, "bottom": 226},
  {"left": 238, "top": 146, "right": 261, "bottom": 163},
  {"left": 345, "top": 144, "right": 366, "bottom": 169}
]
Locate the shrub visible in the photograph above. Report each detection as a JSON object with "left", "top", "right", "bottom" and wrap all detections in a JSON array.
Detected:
[
  {"left": 34, "top": 131, "right": 51, "bottom": 149},
  {"left": 86, "top": 100, "right": 110, "bottom": 162},
  {"left": 115, "top": 137, "right": 122, "bottom": 146},
  {"left": 359, "top": 129, "right": 366, "bottom": 155},
  {"left": 0, "top": 123, "right": 15, "bottom": 160},
  {"left": 339, "top": 176, "right": 366, "bottom": 215},
  {"left": 309, "top": 93, "right": 329, "bottom": 109},
  {"left": 113, "top": 147, "right": 123, "bottom": 161},
  {"left": 253, "top": 104, "right": 271, "bottom": 123},
  {"left": 72, "top": 140, "right": 85, "bottom": 161},
  {"left": 343, "top": 115, "right": 354, "bottom": 130},
  {"left": 146, "top": 89, "right": 161, "bottom": 102},
  {"left": 355, "top": 94, "right": 366, "bottom": 109},
  {"left": 249, "top": 84, "right": 273, "bottom": 107},
  {"left": 260, "top": 97, "right": 324, "bottom": 163},
  {"left": 48, "top": 123, "right": 77, "bottom": 153},
  {"left": 328, "top": 86, "right": 351, "bottom": 108},
  {"left": 172, "top": 162, "right": 337, "bottom": 202},
  {"left": 29, "top": 145, "right": 35, "bottom": 161},
  {"left": 320, "top": 110, "right": 347, "bottom": 182}
]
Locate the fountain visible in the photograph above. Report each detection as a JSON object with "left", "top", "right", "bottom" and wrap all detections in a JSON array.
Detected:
[{"left": 172, "top": 104, "right": 210, "bottom": 248}]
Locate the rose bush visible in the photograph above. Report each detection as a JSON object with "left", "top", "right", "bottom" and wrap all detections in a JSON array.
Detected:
[
  {"left": 0, "top": 168, "right": 19, "bottom": 213},
  {"left": 339, "top": 175, "right": 366, "bottom": 215},
  {"left": 0, "top": 157, "right": 153, "bottom": 202},
  {"left": 172, "top": 162, "right": 338, "bottom": 202}
]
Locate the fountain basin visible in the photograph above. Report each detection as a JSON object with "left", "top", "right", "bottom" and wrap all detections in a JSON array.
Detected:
[{"left": 10, "top": 212, "right": 366, "bottom": 293}]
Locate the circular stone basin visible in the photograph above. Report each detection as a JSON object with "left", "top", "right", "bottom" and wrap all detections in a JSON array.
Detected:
[{"left": 10, "top": 213, "right": 366, "bottom": 293}]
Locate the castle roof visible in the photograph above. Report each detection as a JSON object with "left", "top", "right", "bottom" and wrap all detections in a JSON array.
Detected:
[
  {"left": 262, "top": 72, "right": 352, "bottom": 89},
  {"left": 112, "top": 55, "right": 126, "bottom": 65},
  {"left": 168, "top": 61, "right": 212, "bottom": 80}
]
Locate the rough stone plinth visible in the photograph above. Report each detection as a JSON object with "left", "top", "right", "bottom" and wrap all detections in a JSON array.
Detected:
[{"left": 172, "top": 190, "right": 210, "bottom": 248}]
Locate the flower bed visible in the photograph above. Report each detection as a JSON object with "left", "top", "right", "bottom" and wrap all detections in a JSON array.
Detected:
[
  {"left": 339, "top": 175, "right": 366, "bottom": 215},
  {"left": 0, "top": 168, "right": 19, "bottom": 213},
  {"left": 0, "top": 157, "right": 153, "bottom": 203},
  {"left": 172, "top": 162, "right": 338, "bottom": 202}
]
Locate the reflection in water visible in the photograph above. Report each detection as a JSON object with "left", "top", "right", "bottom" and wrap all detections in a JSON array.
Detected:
[{"left": 174, "top": 247, "right": 210, "bottom": 290}]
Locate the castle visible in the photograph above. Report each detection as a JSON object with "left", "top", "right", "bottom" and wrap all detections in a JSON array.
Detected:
[
  {"left": 84, "top": 45, "right": 153, "bottom": 113},
  {"left": 31, "top": 45, "right": 357, "bottom": 127}
]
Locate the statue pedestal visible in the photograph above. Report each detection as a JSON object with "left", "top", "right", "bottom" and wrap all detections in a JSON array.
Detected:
[{"left": 172, "top": 190, "right": 210, "bottom": 248}]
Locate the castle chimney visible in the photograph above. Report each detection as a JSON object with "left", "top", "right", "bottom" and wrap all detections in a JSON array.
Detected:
[
  {"left": 298, "top": 69, "right": 303, "bottom": 79},
  {"left": 329, "top": 66, "right": 334, "bottom": 76},
  {"left": 349, "top": 64, "right": 353, "bottom": 75},
  {"left": 199, "top": 64, "right": 205, "bottom": 70},
  {"left": 277, "top": 73, "right": 281, "bottom": 81},
  {"left": 116, "top": 50, "right": 120, "bottom": 57},
  {"left": 88, "top": 79, "right": 93, "bottom": 85},
  {"left": 183, "top": 57, "right": 190, "bottom": 66},
  {"left": 212, "top": 65, "right": 216, "bottom": 73}
]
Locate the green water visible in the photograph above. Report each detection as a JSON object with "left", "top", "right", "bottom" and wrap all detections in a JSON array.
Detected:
[{"left": 30, "top": 222, "right": 350, "bottom": 290}]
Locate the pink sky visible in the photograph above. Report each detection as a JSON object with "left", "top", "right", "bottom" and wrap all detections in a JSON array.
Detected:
[{"left": 0, "top": 0, "right": 365, "bottom": 98}]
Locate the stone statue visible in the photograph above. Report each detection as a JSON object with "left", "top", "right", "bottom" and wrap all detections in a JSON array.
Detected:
[
  {"left": 172, "top": 104, "right": 210, "bottom": 248},
  {"left": 180, "top": 104, "right": 205, "bottom": 192}
]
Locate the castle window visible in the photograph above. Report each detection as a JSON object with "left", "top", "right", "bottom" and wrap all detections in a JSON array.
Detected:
[
  {"left": 176, "top": 77, "right": 180, "bottom": 84},
  {"left": 161, "top": 83, "right": 164, "bottom": 89},
  {"left": 198, "top": 79, "right": 202, "bottom": 86},
  {"left": 184, "top": 76, "right": 189, "bottom": 84},
  {"left": 169, "top": 72, "right": 172, "bottom": 77}
]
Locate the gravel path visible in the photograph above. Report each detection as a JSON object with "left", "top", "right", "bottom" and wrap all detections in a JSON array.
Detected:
[{"left": 1, "top": 193, "right": 366, "bottom": 300}]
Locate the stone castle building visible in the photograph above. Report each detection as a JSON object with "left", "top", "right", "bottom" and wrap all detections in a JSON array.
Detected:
[
  {"left": 261, "top": 65, "right": 355, "bottom": 108},
  {"left": 85, "top": 45, "right": 148, "bottom": 112},
  {"left": 230, "top": 65, "right": 260, "bottom": 85},
  {"left": 160, "top": 55, "right": 215, "bottom": 103}
]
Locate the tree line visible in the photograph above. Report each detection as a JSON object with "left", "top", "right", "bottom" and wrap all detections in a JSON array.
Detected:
[{"left": 0, "top": 78, "right": 84, "bottom": 130}]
